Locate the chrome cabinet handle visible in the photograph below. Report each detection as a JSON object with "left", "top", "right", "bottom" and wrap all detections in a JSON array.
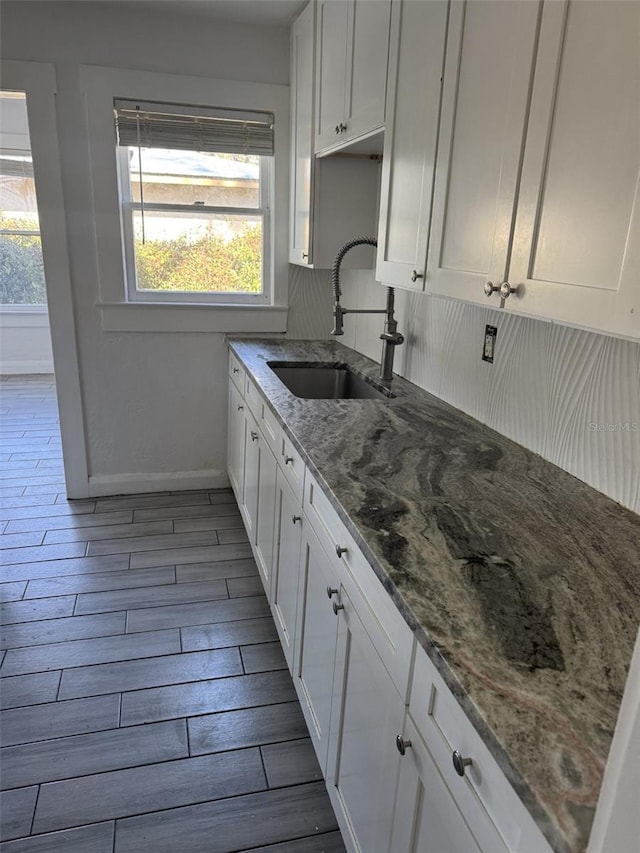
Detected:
[
  {"left": 335, "top": 545, "right": 347, "bottom": 558},
  {"left": 335, "top": 124, "right": 341, "bottom": 135},
  {"left": 326, "top": 585, "right": 339, "bottom": 599},
  {"left": 237, "top": 405, "right": 244, "bottom": 411},
  {"left": 291, "top": 514, "right": 301, "bottom": 525},
  {"left": 333, "top": 600, "right": 344, "bottom": 615},
  {"left": 233, "top": 367, "right": 239, "bottom": 374},
  {"left": 452, "top": 750, "right": 472, "bottom": 777},
  {"left": 483, "top": 281, "right": 500, "bottom": 297},
  {"left": 339, "top": 122, "right": 347, "bottom": 133},
  {"left": 396, "top": 735, "right": 412, "bottom": 756},
  {"left": 302, "top": 252, "right": 309, "bottom": 259},
  {"left": 411, "top": 270, "right": 424, "bottom": 283},
  {"left": 499, "top": 281, "right": 517, "bottom": 299},
  {"left": 251, "top": 431, "right": 259, "bottom": 442},
  {"left": 284, "top": 455, "right": 294, "bottom": 465}
]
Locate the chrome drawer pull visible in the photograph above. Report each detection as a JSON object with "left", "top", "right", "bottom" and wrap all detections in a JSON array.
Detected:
[
  {"left": 326, "top": 586, "right": 339, "bottom": 599},
  {"left": 332, "top": 600, "right": 344, "bottom": 615},
  {"left": 335, "top": 545, "right": 348, "bottom": 558},
  {"left": 396, "top": 735, "right": 412, "bottom": 756},
  {"left": 452, "top": 750, "right": 472, "bottom": 777}
]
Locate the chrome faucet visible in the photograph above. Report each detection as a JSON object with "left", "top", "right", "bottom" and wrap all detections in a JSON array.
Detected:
[{"left": 331, "top": 237, "right": 404, "bottom": 383}]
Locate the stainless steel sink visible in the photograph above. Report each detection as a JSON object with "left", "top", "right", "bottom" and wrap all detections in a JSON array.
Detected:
[{"left": 268, "top": 362, "right": 393, "bottom": 400}]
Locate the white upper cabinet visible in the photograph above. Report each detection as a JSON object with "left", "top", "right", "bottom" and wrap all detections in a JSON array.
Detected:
[
  {"left": 315, "top": 0, "right": 392, "bottom": 154},
  {"left": 376, "top": 0, "right": 449, "bottom": 290},
  {"left": 426, "top": 0, "right": 639, "bottom": 340},
  {"left": 289, "top": 1, "right": 381, "bottom": 268},
  {"left": 507, "top": 0, "right": 640, "bottom": 338},
  {"left": 289, "top": 0, "right": 315, "bottom": 265},
  {"left": 427, "top": 0, "right": 541, "bottom": 304}
]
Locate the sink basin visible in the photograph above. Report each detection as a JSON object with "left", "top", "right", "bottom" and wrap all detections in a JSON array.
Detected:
[{"left": 268, "top": 362, "right": 393, "bottom": 400}]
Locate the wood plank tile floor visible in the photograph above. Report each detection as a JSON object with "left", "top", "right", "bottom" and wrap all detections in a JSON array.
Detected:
[{"left": 0, "top": 375, "right": 346, "bottom": 853}]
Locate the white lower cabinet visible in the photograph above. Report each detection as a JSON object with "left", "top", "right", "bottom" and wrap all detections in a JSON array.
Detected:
[
  {"left": 240, "top": 408, "right": 260, "bottom": 543},
  {"left": 227, "top": 361, "right": 550, "bottom": 853},
  {"left": 326, "top": 583, "right": 405, "bottom": 853},
  {"left": 271, "top": 467, "right": 303, "bottom": 670},
  {"left": 226, "top": 379, "right": 245, "bottom": 501},
  {"left": 391, "top": 715, "right": 496, "bottom": 853},
  {"left": 254, "top": 440, "right": 277, "bottom": 598},
  {"left": 294, "top": 522, "right": 340, "bottom": 772}
]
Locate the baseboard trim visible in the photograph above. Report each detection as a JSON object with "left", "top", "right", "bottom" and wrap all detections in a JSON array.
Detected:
[
  {"left": 87, "top": 469, "right": 229, "bottom": 497},
  {"left": 0, "top": 360, "right": 55, "bottom": 375}
]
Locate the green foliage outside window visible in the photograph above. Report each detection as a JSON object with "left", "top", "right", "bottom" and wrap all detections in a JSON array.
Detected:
[
  {"left": 134, "top": 223, "right": 262, "bottom": 294},
  {"left": 0, "top": 215, "right": 46, "bottom": 304}
]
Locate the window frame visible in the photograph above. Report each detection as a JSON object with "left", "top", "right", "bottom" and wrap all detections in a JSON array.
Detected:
[
  {"left": 116, "top": 147, "right": 273, "bottom": 305},
  {"left": 80, "top": 65, "right": 289, "bottom": 334}
]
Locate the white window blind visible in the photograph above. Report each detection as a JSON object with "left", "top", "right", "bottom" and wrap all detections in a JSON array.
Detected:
[
  {"left": 0, "top": 151, "right": 34, "bottom": 178},
  {"left": 114, "top": 99, "right": 274, "bottom": 156}
]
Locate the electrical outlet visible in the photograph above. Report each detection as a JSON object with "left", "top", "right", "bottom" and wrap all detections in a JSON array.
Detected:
[{"left": 482, "top": 325, "right": 497, "bottom": 363}]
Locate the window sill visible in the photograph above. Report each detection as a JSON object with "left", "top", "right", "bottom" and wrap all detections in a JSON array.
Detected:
[
  {"left": 0, "top": 307, "right": 50, "bottom": 327},
  {"left": 97, "top": 301, "right": 288, "bottom": 333}
]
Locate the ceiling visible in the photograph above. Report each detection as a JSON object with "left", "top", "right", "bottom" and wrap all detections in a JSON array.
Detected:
[{"left": 99, "top": 0, "right": 309, "bottom": 27}]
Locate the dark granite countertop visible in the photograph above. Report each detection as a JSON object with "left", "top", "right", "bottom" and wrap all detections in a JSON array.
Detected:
[{"left": 227, "top": 337, "right": 640, "bottom": 853}]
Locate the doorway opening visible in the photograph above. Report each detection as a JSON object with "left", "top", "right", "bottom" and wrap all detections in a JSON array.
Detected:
[{"left": 0, "top": 89, "right": 53, "bottom": 375}]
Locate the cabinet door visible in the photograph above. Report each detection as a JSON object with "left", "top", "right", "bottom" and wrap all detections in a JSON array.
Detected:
[
  {"left": 390, "top": 716, "right": 493, "bottom": 853},
  {"left": 327, "top": 585, "right": 405, "bottom": 853},
  {"left": 240, "top": 409, "right": 260, "bottom": 544},
  {"left": 271, "top": 469, "right": 303, "bottom": 671},
  {"left": 376, "top": 0, "right": 448, "bottom": 290},
  {"left": 254, "top": 442, "right": 277, "bottom": 599},
  {"left": 315, "top": 0, "right": 349, "bottom": 152},
  {"left": 227, "top": 380, "right": 245, "bottom": 501},
  {"left": 293, "top": 523, "right": 340, "bottom": 773},
  {"left": 290, "top": 0, "right": 315, "bottom": 265},
  {"left": 507, "top": 0, "right": 640, "bottom": 339},
  {"left": 343, "top": 0, "right": 392, "bottom": 141},
  {"left": 427, "top": 0, "right": 541, "bottom": 305}
]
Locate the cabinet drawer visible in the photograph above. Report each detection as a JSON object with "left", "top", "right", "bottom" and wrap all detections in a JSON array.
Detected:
[
  {"left": 228, "top": 351, "right": 245, "bottom": 393},
  {"left": 304, "top": 469, "right": 414, "bottom": 701},
  {"left": 410, "top": 645, "right": 551, "bottom": 853},
  {"left": 244, "top": 375, "right": 263, "bottom": 422},
  {"left": 279, "top": 433, "right": 305, "bottom": 503},
  {"left": 244, "top": 376, "right": 281, "bottom": 458}
]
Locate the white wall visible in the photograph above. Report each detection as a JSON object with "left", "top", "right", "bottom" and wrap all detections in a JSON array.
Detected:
[
  {"left": 1, "top": 1, "right": 290, "bottom": 495},
  {"left": 0, "top": 310, "right": 53, "bottom": 374},
  {"left": 0, "top": 94, "right": 54, "bottom": 375},
  {"left": 331, "top": 269, "right": 640, "bottom": 515}
]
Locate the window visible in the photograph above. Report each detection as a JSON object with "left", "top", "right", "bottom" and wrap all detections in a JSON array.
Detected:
[
  {"left": 114, "top": 99, "right": 274, "bottom": 304},
  {"left": 0, "top": 91, "right": 46, "bottom": 307}
]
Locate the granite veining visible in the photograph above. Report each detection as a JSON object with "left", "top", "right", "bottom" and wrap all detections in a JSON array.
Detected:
[{"left": 227, "top": 337, "right": 640, "bottom": 853}]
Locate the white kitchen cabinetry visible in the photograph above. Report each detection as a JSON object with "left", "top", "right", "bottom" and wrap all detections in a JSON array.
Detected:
[
  {"left": 407, "top": 645, "right": 551, "bottom": 853},
  {"left": 506, "top": 0, "right": 640, "bottom": 338},
  {"left": 427, "top": 0, "right": 540, "bottom": 306},
  {"left": 289, "top": 1, "right": 381, "bottom": 269},
  {"left": 390, "top": 715, "right": 492, "bottom": 853},
  {"left": 315, "top": 0, "right": 392, "bottom": 155},
  {"left": 326, "top": 582, "right": 405, "bottom": 853},
  {"left": 294, "top": 521, "right": 340, "bottom": 772},
  {"left": 271, "top": 467, "right": 303, "bottom": 670},
  {"left": 227, "top": 373, "right": 245, "bottom": 501},
  {"left": 240, "top": 408, "right": 260, "bottom": 544},
  {"left": 375, "top": 0, "right": 448, "bottom": 291},
  {"left": 226, "top": 357, "right": 552, "bottom": 853},
  {"left": 254, "top": 440, "right": 277, "bottom": 597},
  {"left": 427, "top": 0, "right": 639, "bottom": 339}
]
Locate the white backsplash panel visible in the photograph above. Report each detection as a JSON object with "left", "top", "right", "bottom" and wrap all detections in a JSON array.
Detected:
[{"left": 288, "top": 265, "right": 640, "bottom": 515}]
